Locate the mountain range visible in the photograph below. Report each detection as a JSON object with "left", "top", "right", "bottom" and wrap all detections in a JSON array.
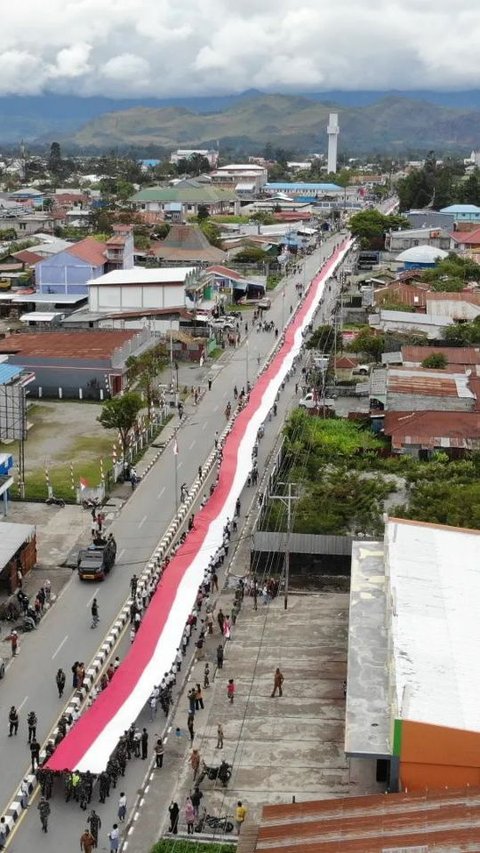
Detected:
[{"left": 2, "top": 90, "right": 480, "bottom": 154}]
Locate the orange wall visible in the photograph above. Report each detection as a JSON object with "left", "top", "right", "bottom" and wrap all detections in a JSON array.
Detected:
[{"left": 399, "top": 720, "right": 480, "bottom": 790}]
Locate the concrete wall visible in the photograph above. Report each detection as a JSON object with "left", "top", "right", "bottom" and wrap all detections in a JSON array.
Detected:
[
  {"left": 37, "top": 250, "right": 103, "bottom": 296},
  {"left": 89, "top": 283, "right": 185, "bottom": 312}
]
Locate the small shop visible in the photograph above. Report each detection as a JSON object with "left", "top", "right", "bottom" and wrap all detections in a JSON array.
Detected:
[{"left": 0, "top": 522, "right": 37, "bottom": 593}]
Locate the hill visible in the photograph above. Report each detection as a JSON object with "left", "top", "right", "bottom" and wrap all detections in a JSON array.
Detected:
[{"left": 63, "top": 93, "right": 480, "bottom": 154}]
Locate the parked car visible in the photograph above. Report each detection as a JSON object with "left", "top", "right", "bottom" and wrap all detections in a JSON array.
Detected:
[
  {"left": 258, "top": 297, "right": 271, "bottom": 310},
  {"left": 352, "top": 364, "right": 371, "bottom": 376}
]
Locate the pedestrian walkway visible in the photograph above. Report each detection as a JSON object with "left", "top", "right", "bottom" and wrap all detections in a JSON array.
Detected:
[{"left": 125, "top": 585, "right": 376, "bottom": 852}]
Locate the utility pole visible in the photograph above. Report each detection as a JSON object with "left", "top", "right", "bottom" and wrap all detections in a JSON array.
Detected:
[
  {"left": 268, "top": 481, "right": 299, "bottom": 610},
  {"left": 245, "top": 338, "right": 249, "bottom": 385}
]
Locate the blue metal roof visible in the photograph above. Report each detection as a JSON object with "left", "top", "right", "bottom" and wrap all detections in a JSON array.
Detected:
[
  {"left": 440, "top": 204, "right": 480, "bottom": 213},
  {"left": 0, "top": 364, "right": 25, "bottom": 385},
  {"left": 265, "top": 182, "right": 343, "bottom": 192}
]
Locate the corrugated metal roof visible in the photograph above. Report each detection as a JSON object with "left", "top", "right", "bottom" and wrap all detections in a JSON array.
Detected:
[
  {"left": 0, "top": 330, "right": 138, "bottom": 360},
  {"left": 402, "top": 345, "right": 480, "bottom": 365},
  {"left": 384, "top": 410, "right": 480, "bottom": 450},
  {"left": 387, "top": 367, "right": 473, "bottom": 398},
  {"left": 0, "top": 364, "right": 25, "bottom": 384},
  {"left": 253, "top": 788, "right": 480, "bottom": 852},
  {"left": 0, "top": 521, "right": 35, "bottom": 569}
]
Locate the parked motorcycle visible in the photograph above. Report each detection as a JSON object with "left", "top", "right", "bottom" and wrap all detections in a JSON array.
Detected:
[
  {"left": 195, "top": 809, "right": 234, "bottom": 833},
  {"left": 46, "top": 495, "right": 65, "bottom": 507},
  {"left": 197, "top": 759, "right": 232, "bottom": 787}
]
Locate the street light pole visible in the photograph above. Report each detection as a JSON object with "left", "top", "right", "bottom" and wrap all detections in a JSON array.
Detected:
[
  {"left": 268, "top": 481, "right": 299, "bottom": 610},
  {"left": 245, "top": 339, "right": 249, "bottom": 385}
]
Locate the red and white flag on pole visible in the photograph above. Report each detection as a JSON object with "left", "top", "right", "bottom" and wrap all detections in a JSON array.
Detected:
[
  {"left": 79, "top": 477, "right": 89, "bottom": 490},
  {"left": 173, "top": 439, "right": 178, "bottom": 456}
]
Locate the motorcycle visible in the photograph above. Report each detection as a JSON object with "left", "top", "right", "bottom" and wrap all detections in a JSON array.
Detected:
[
  {"left": 46, "top": 495, "right": 65, "bottom": 507},
  {"left": 197, "top": 759, "right": 232, "bottom": 788},
  {"left": 195, "top": 809, "right": 234, "bottom": 834}
]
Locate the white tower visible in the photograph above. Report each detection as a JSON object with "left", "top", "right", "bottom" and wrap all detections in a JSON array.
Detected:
[{"left": 327, "top": 113, "right": 339, "bottom": 174}]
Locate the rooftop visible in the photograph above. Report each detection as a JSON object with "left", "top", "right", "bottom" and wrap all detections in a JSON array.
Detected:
[
  {"left": 87, "top": 266, "right": 197, "bottom": 287},
  {"left": 450, "top": 227, "right": 480, "bottom": 244},
  {"left": 0, "top": 330, "right": 138, "bottom": 360},
  {"left": 131, "top": 183, "right": 237, "bottom": 204},
  {"left": 402, "top": 345, "right": 480, "bottom": 365},
  {"left": 387, "top": 366, "right": 474, "bottom": 399},
  {"left": 384, "top": 410, "right": 480, "bottom": 450},
  {"left": 151, "top": 223, "right": 225, "bottom": 263},
  {"left": 265, "top": 182, "right": 343, "bottom": 192},
  {"left": 65, "top": 236, "right": 107, "bottom": 267},
  {"left": 396, "top": 245, "right": 449, "bottom": 263},
  {"left": 0, "top": 521, "right": 35, "bottom": 569},
  {"left": 387, "top": 518, "right": 480, "bottom": 732},
  {"left": 250, "top": 787, "right": 480, "bottom": 853},
  {"left": 441, "top": 204, "right": 480, "bottom": 213}
]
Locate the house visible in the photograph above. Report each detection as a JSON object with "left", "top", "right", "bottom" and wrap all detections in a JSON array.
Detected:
[
  {"left": 371, "top": 366, "right": 478, "bottom": 413},
  {"left": 440, "top": 203, "right": 480, "bottom": 223},
  {"left": 0, "top": 329, "right": 155, "bottom": 398},
  {"left": 374, "top": 281, "right": 428, "bottom": 311},
  {"left": 264, "top": 182, "right": 343, "bottom": 199},
  {"left": 450, "top": 226, "right": 480, "bottom": 255},
  {"left": 426, "top": 291, "right": 480, "bottom": 321},
  {"left": 383, "top": 410, "right": 480, "bottom": 456},
  {"left": 401, "top": 345, "right": 480, "bottom": 373},
  {"left": 346, "top": 517, "right": 480, "bottom": 792},
  {"left": 34, "top": 227, "right": 134, "bottom": 297},
  {"left": 406, "top": 208, "right": 455, "bottom": 230},
  {"left": 333, "top": 355, "right": 362, "bottom": 381},
  {"left": 170, "top": 149, "right": 218, "bottom": 168},
  {"left": 385, "top": 226, "right": 451, "bottom": 253},
  {"left": 130, "top": 180, "right": 239, "bottom": 217},
  {"left": 369, "top": 308, "right": 452, "bottom": 339},
  {"left": 203, "top": 265, "right": 266, "bottom": 301},
  {"left": 210, "top": 163, "right": 268, "bottom": 194},
  {"left": 87, "top": 266, "right": 199, "bottom": 314},
  {"left": 0, "top": 523, "right": 36, "bottom": 594},
  {"left": 149, "top": 223, "right": 226, "bottom": 266}
]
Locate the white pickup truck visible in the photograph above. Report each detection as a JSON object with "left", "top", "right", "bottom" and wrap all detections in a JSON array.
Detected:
[{"left": 299, "top": 392, "right": 335, "bottom": 410}]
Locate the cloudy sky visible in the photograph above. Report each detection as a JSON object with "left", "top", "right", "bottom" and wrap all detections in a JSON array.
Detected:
[{"left": 2, "top": 0, "right": 480, "bottom": 98}]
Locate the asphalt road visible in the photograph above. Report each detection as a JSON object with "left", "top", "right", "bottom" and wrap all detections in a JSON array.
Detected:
[{"left": 2, "top": 231, "right": 347, "bottom": 851}]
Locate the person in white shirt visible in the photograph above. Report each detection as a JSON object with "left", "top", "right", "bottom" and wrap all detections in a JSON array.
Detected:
[{"left": 117, "top": 793, "right": 127, "bottom": 822}]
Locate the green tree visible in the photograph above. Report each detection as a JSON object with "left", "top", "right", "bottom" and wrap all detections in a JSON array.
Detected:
[
  {"left": 126, "top": 346, "right": 167, "bottom": 411},
  {"left": 348, "top": 330, "right": 385, "bottom": 362},
  {"left": 306, "top": 324, "right": 342, "bottom": 353},
  {"left": 233, "top": 247, "right": 268, "bottom": 263},
  {"left": 199, "top": 220, "right": 222, "bottom": 248},
  {"left": 197, "top": 204, "right": 210, "bottom": 222},
  {"left": 48, "top": 142, "right": 62, "bottom": 175},
  {"left": 349, "top": 210, "right": 409, "bottom": 249},
  {"left": 97, "top": 392, "right": 143, "bottom": 464},
  {"left": 421, "top": 352, "right": 447, "bottom": 369}
]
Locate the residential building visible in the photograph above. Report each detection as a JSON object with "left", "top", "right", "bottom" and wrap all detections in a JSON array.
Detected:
[
  {"left": 203, "top": 265, "right": 266, "bottom": 300},
  {"left": 34, "top": 227, "right": 134, "bottom": 297},
  {"left": 0, "top": 329, "right": 154, "bottom": 397},
  {"left": 374, "top": 281, "right": 428, "bottom": 311},
  {"left": 406, "top": 208, "right": 455, "bottom": 230},
  {"left": 149, "top": 223, "right": 226, "bottom": 266},
  {"left": 401, "top": 345, "right": 480, "bottom": 372},
  {"left": 371, "top": 366, "right": 478, "bottom": 413},
  {"left": 426, "top": 291, "right": 480, "bottom": 321},
  {"left": 87, "top": 266, "right": 199, "bottom": 314},
  {"left": 369, "top": 308, "right": 452, "bottom": 339},
  {"left": 440, "top": 203, "right": 480, "bottom": 223},
  {"left": 130, "top": 179, "right": 238, "bottom": 217},
  {"left": 385, "top": 226, "right": 451, "bottom": 253},
  {"left": 264, "top": 182, "right": 343, "bottom": 199},
  {"left": 210, "top": 163, "right": 267, "bottom": 193},
  {"left": 347, "top": 517, "right": 480, "bottom": 791},
  {"left": 450, "top": 226, "right": 480, "bottom": 255},
  {"left": 170, "top": 149, "right": 218, "bottom": 168},
  {"left": 396, "top": 245, "right": 448, "bottom": 269},
  {"left": 383, "top": 410, "right": 480, "bottom": 456}
]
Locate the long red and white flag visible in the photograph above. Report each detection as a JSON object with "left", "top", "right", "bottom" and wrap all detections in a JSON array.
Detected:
[{"left": 47, "top": 240, "right": 353, "bottom": 774}]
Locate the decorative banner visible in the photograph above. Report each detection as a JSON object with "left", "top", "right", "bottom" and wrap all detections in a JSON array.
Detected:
[
  {"left": 47, "top": 240, "right": 353, "bottom": 774},
  {"left": 100, "top": 458, "right": 105, "bottom": 484},
  {"left": 70, "top": 462, "right": 75, "bottom": 493}
]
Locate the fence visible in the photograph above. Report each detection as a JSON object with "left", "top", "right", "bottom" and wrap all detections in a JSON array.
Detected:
[{"left": 252, "top": 531, "right": 355, "bottom": 556}]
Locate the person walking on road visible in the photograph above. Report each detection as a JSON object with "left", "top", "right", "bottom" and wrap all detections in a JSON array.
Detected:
[
  {"left": 56, "top": 668, "right": 66, "bottom": 698},
  {"left": 80, "top": 828, "right": 96, "bottom": 852},
  {"left": 87, "top": 809, "right": 101, "bottom": 845},
  {"left": 190, "top": 748, "right": 201, "bottom": 781},
  {"left": 27, "top": 710, "right": 37, "bottom": 743},
  {"left": 38, "top": 796, "right": 50, "bottom": 833},
  {"left": 5, "top": 629, "right": 18, "bottom": 656},
  {"left": 8, "top": 705, "right": 19, "bottom": 736},
  {"left": 141, "top": 727, "right": 149, "bottom": 759},
  {"left": 117, "top": 792, "right": 127, "bottom": 822},
  {"left": 155, "top": 737, "right": 164, "bottom": 768},
  {"left": 108, "top": 823, "right": 120, "bottom": 852},
  {"left": 30, "top": 737, "right": 40, "bottom": 772},
  {"left": 91, "top": 598, "right": 99, "bottom": 628},
  {"left": 271, "top": 667, "right": 284, "bottom": 697},
  {"left": 130, "top": 574, "right": 138, "bottom": 598},
  {"left": 216, "top": 723, "right": 224, "bottom": 749},
  {"left": 227, "top": 678, "right": 236, "bottom": 704},
  {"left": 216, "top": 644, "right": 224, "bottom": 669},
  {"left": 168, "top": 801, "right": 179, "bottom": 834},
  {"left": 235, "top": 801, "right": 247, "bottom": 834},
  {"left": 185, "top": 797, "right": 195, "bottom": 834},
  {"left": 0, "top": 816, "right": 6, "bottom": 850}
]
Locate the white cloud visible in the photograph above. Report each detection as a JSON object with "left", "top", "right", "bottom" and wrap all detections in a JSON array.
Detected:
[{"left": 0, "top": 0, "right": 480, "bottom": 96}]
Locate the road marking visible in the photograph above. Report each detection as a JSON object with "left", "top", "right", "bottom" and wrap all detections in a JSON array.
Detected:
[
  {"left": 178, "top": 461, "right": 183, "bottom": 469},
  {"left": 118, "top": 548, "right": 125, "bottom": 559},
  {"left": 86, "top": 587, "right": 100, "bottom": 608},
  {"left": 202, "top": 421, "right": 207, "bottom": 431},
  {"left": 223, "top": 389, "right": 228, "bottom": 397},
  {"left": 213, "top": 404, "right": 219, "bottom": 412},
  {"left": 157, "top": 486, "right": 166, "bottom": 499},
  {"left": 139, "top": 515, "right": 147, "bottom": 528},
  {"left": 189, "top": 440, "right": 196, "bottom": 450},
  {"left": 52, "top": 635, "right": 68, "bottom": 660},
  {"left": 18, "top": 696, "right": 28, "bottom": 712}
]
